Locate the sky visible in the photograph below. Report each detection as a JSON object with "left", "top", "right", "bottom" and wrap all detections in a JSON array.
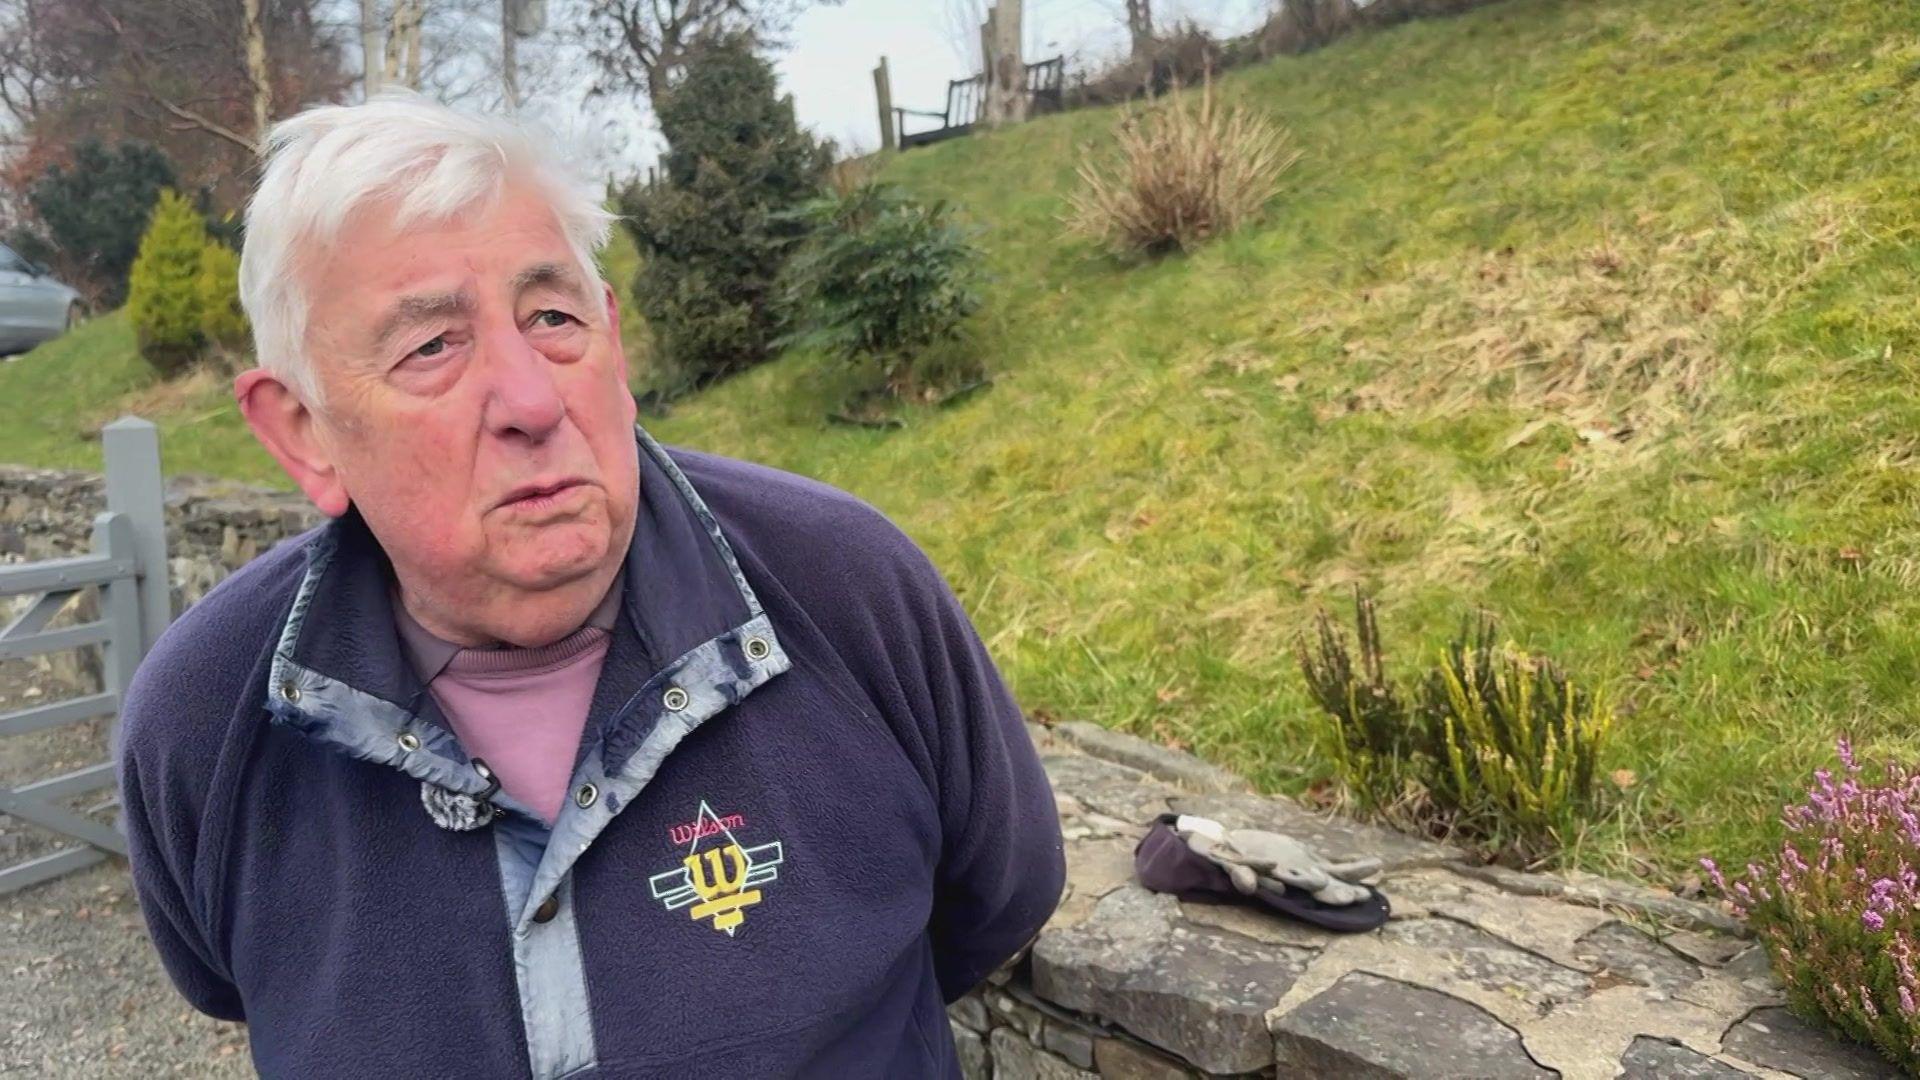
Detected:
[{"left": 775, "top": 0, "right": 1273, "bottom": 155}]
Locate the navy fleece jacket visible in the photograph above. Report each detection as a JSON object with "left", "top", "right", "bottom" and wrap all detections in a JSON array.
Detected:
[{"left": 117, "top": 430, "right": 1066, "bottom": 1078}]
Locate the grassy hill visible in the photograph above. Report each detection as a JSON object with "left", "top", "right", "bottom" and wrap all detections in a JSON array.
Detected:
[{"left": 5, "top": 0, "right": 1917, "bottom": 877}]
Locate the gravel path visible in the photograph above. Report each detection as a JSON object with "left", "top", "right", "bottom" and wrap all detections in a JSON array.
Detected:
[
  {"left": 2, "top": 862, "right": 249, "bottom": 1077},
  {"left": 2, "top": 653, "right": 248, "bottom": 1076}
]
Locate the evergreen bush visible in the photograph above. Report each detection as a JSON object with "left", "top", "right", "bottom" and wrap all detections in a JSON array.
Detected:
[
  {"left": 126, "top": 190, "right": 211, "bottom": 376},
  {"left": 9, "top": 139, "right": 177, "bottom": 307},
  {"left": 617, "top": 32, "right": 828, "bottom": 397},
  {"left": 782, "top": 183, "right": 984, "bottom": 397},
  {"left": 196, "top": 239, "right": 249, "bottom": 359}
]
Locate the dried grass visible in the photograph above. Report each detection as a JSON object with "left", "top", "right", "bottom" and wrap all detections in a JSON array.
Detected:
[
  {"left": 1332, "top": 199, "right": 1857, "bottom": 433},
  {"left": 1066, "top": 79, "right": 1301, "bottom": 257}
]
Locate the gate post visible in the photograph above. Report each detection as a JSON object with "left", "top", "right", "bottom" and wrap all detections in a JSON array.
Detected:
[{"left": 101, "top": 417, "right": 169, "bottom": 653}]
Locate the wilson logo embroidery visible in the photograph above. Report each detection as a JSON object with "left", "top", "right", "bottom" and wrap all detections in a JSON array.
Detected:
[{"left": 648, "top": 799, "right": 782, "bottom": 936}]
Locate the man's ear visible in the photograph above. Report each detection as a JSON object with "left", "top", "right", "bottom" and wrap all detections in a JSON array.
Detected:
[
  {"left": 603, "top": 282, "right": 636, "bottom": 419},
  {"left": 235, "top": 368, "right": 351, "bottom": 517}
]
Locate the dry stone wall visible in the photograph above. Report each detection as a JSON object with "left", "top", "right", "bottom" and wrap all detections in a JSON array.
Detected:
[
  {"left": 953, "top": 722, "right": 1895, "bottom": 1080},
  {"left": 0, "top": 464, "right": 323, "bottom": 617}
]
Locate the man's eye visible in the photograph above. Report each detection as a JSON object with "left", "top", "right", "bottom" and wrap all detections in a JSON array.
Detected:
[
  {"left": 414, "top": 335, "right": 447, "bottom": 358},
  {"left": 534, "top": 310, "right": 572, "bottom": 328}
]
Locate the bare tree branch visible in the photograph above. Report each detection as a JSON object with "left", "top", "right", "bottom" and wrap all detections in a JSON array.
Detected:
[{"left": 159, "top": 98, "right": 261, "bottom": 154}]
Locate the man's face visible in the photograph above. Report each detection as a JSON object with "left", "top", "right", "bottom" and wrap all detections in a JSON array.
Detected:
[{"left": 292, "top": 183, "right": 638, "bottom": 635}]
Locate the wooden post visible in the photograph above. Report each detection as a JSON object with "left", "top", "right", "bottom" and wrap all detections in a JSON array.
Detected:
[
  {"left": 873, "top": 58, "right": 896, "bottom": 151},
  {"left": 101, "top": 417, "right": 168, "bottom": 653}
]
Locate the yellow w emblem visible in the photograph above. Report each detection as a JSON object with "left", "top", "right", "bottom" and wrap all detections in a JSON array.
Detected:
[
  {"left": 647, "top": 800, "right": 785, "bottom": 938},
  {"left": 684, "top": 843, "right": 762, "bottom": 934}
]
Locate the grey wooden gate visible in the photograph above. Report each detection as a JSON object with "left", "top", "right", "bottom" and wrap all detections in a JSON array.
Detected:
[{"left": 0, "top": 417, "right": 169, "bottom": 894}]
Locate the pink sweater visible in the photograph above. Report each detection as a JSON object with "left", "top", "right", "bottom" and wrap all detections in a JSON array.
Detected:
[
  {"left": 394, "top": 583, "right": 620, "bottom": 825},
  {"left": 426, "top": 631, "right": 610, "bottom": 824}
]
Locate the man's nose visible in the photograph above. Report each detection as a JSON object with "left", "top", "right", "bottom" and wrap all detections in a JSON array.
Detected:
[{"left": 480, "top": 323, "right": 565, "bottom": 442}]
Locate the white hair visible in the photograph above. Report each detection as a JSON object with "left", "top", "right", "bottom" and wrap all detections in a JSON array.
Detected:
[{"left": 239, "top": 91, "right": 616, "bottom": 403}]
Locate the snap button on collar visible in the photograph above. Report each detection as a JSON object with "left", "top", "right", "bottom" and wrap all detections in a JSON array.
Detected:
[
  {"left": 744, "top": 636, "right": 770, "bottom": 661},
  {"left": 663, "top": 686, "right": 689, "bottom": 711},
  {"left": 397, "top": 731, "right": 421, "bottom": 752},
  {"left": 575, "top": 783, "right": 599, "bottom": 809},
  {"left": 532, "top": 894, "right": 560, "bottom": 923},
  {"left": 280, "top": 680, "right": 301, "bottom": 704}
]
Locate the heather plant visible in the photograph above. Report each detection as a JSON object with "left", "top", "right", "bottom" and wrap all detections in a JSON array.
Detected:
[
  {"left": 1424, "top": 616, "right": 1614, "bottom": 859},
  {"left": 1297, "top": 593, "right": 1416, "bottom": 812},
  {"left": 1702, "top": 739, "right": 1920, "bottom": 1073},
  {"left": 1297, "top": 593, "right": 1618, "bottom": 863}
]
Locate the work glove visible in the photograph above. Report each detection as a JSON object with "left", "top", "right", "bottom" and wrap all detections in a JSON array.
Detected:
[{"left": 1172, "top": 814, "right": 1382, "bottom": 907}]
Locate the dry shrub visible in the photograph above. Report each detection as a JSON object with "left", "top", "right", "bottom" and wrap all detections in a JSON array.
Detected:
[{"left": 1066, "top": 79, "right": 1301, "bottom": 257}]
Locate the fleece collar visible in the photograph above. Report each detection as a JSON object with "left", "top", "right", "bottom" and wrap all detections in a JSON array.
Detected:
[{"left": 260, "top": 425, "right": 792, "bottom": 826}]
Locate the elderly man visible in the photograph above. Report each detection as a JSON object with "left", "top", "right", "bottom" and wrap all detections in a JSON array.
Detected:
[{"left": 116, "top": 96, "right": 1065, "bottom": 1078}]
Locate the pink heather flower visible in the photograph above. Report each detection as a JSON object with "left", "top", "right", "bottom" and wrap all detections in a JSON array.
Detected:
[
  {"left": 1862, "top": 987, "right": 1879, "bottom": 1019},
  {"left": 1700, "top": 857, "right": 1728, "bottom": 894},
  {"left": 1840, "top": 737, "right": 1859, "bottom": 773},
  {"left": 1902, "top": 986, "right": 1917, "bottom": 1016},
  {"left": 1865, "top": 910, "right": 1887, "bottom": 932}
]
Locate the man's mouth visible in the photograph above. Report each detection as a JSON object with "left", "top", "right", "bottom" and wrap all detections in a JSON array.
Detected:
[{"left": 497, "top": 478, "right": 589, "bottom": 511}]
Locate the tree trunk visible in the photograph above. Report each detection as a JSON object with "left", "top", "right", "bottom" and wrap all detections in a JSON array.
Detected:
[
  {"left": 501, "top": 0, "right": 518, "bottom": 109},
  {"left": 981, "top": 0, "right": 1024, "bottom": 127},
  {"left": 404, "top": 4, "right": 422, "bottom": 89},
  {"left": 360, "top": 0, "right": 382, "bottom": 95},
  {"left": 242, "top": 0, "right": 272, "bottom": 147},
  {"left": 1125, "top": 0, "right": 1153, "bottom": 60},
  {"left": 384, "top": 0, "right": 422, "bottom": 88}
]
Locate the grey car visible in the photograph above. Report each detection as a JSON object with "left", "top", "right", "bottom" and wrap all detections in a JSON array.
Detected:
[{"left": 0, "top": 242, "right": 83, "bottom": 355}]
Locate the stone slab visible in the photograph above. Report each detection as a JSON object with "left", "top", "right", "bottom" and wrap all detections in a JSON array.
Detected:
[
  {"left": 1042, "top": 753, "right": 1181, "bottom": 824},
  {"left": 1447, "top": 862, "right": 1746, "bottom": 937},
  {"left": 1383, "top": 866, "right": 1614, "bottom": 970},
  {"left": 1169, "top": 791, "right": 1461, "bottom": 873},
  {"left": 1271, "top": 971, "right": 1558, "bottom": 1079},
  {"left": 1051, "top": 721, "right": 1253, "bottom": 794},
  {"left": 950, "top": 995, "right": 990, "bottom": 1033},
  {"left": 1093, "top": 1035, "right": 1197, "bottom": 1079},
  {"left": 1051, "top": 836, "right": 1141, "bottom": 930},
  {"left": 1618, "top": 1035, "right": 1753, "bottom": 1078},
  {"left": 1379, "top": 916, "right": 1592, "bottom": 1011},
  {"left": 990, "top": 1026, "right": 1098, "bottom": 1080},
  {"left": 1719, "top": 1007, "right": 1897, "bottom": 1080},
  {"left": 1032, "top": 885, "right": 1310, "bottom": 1074},
  {"left": 953, "top": 1022, "right": 989, "bottom": 1080},
  {"left": 1572, "top": 921, "right": 1703, "bottom": 996}
]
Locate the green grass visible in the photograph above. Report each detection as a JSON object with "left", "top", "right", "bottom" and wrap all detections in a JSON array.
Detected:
[{"left": 4, "top": 0, "right": 1917, "bottom": 879}]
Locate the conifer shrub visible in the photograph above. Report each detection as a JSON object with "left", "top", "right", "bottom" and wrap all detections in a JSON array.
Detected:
[
  {"left": 126, "top": 190, "right": 210, "bottom": 376},
  {"left": 196, "top": 239, "right": 249, "bottom": 360},
  {"left": 782, "top": 183, "right": 984, "bottom": 399},
  {"left": 617, "top": 32, "right": 828, "bottom": 397}
]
